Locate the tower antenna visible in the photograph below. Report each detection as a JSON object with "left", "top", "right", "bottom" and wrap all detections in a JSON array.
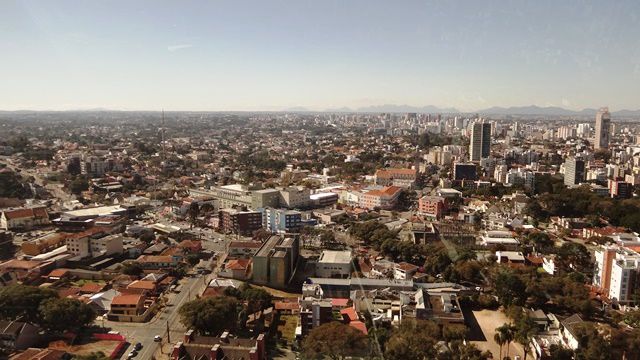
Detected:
[{"left": 161, "top": 109, "right": 166, "bottom": 161}]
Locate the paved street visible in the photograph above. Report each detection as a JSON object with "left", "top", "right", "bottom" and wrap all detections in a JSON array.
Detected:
[
  {"left": 106, "top": 272, "right": 210, "bottom": 359},
  {"left": 104, "top": 240, "right": 229, "bottom": 360}
]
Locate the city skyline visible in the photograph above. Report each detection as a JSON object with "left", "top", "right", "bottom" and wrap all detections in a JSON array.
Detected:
[{"left": 1, "top": 0, "right": 640, "bottom": 111}]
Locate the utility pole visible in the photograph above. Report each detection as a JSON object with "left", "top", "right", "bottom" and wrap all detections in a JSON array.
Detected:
[{"left": 166, "top": 320, "right": 170, "bottom": 343}]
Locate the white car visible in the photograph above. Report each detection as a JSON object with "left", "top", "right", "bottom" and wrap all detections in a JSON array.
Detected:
[{"left": 154, "top": 335, "right": 162, "bottom": 342}]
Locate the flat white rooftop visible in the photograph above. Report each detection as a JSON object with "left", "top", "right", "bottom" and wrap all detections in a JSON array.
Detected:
[{"left": 318, "top": 250, "right": 352, "bottom": 264}]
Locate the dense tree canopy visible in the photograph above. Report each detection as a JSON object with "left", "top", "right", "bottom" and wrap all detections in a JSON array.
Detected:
[
  {"left": 178, "top": 296, "right": 239, "bottom": 335},
  {"left": 385, "top": 320, "right": 440, "bottom": 360},
  {"left": 39, "top": 297, "right": 96, "bottom": 332},
  {"left": 302, "top": 322, "right": 368, "bottom": 360},
  {"left": 0, "top": 285, "right": 57, "bottom": 323}
]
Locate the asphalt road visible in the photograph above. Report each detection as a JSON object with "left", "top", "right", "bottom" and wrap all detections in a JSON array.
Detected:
[
  {"left": 106, "top": 238, "right": 230, "bottom": 360},
  {"left": 105, "top": 272, "right": 210, "bottom": 359}
]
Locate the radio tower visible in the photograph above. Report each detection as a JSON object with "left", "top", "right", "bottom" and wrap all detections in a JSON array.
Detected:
[{"left": 161, "top": 109, "right": 166, "bottom": 161}]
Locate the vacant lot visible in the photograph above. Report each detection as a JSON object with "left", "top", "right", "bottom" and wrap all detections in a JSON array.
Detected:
[
  {"left": 49, "top": 338, "right": 121, "bottom": 357},
  {"left": 469, "top": 309, "right": 524, "bottom": 359}
]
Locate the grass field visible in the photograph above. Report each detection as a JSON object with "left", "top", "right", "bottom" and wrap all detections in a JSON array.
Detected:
[{"left": 277, "top": 314, "right": 298, "bottom": 344}]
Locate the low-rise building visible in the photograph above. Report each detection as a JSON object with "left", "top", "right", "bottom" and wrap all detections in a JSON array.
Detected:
[
  {"left": 262, "top": 208, "right": 302, "bottom": 233},
  {"left": 417, "top": 196, "right": 446, "bottom": 219},
  {"left": 0, "top": 207, "right": 49, "bottom": 231},
  {"left": 374, "top": 168, "right": 417, "bottom": 188},
  {"left": 315, "top": 250, "right": 352, "bottom": 279},
  {"left": 171, "top": 331, "right": 266, "bottom": 360},
  {"left": 218, "top": 208, "right": 263, "bottom": 236},
  {"left": 252, "top": 235, "right": 299, "bottom": 288},
  {"left": 360, "top": 186, "right": 402, "bottom": 210},
  {"left": 108, "top": 294, "right": 152, "bottom": 322}
]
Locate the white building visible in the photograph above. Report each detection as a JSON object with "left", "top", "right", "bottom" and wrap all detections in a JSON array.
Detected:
[
  {"left": 315, "top": 250, "right": 352, "bottom": 279},
  {"left": 593, "top": 245, "right": 640, "bottom": 305},
  {"left": 480, "top": 230, "right": 519, "bottom": 249},
  {"left": 66, "top": 233, "right": 124, "bottom": 258}
]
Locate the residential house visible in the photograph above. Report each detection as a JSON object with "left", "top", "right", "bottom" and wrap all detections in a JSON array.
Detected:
[{"left": 0, "top": 207, "right": 49, "bottom": 231}]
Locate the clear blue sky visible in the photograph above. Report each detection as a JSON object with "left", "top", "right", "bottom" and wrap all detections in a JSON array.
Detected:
[{"left": 1, "top": 0, "right": 639, "bottom": 111}]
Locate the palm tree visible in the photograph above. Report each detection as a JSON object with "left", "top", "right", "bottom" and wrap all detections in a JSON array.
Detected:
[
  {"left": 503, "top": 324, "right": 517, "bottom": 359},
  {"left": 516, "top": 327, "right": 533, "bottom": 360},
  {"left": 494, "top": 331, "right": 506, "bottom": 360},
  {"left": 496, "top": 324, "right": 516, "bottom": 359}
]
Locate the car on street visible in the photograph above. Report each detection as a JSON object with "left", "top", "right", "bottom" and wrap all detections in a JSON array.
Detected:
[
  {"left": 154, "top": 335, "right": 162, "bottom": 342},
  {"left": 127, "top": 350, "right": 137, "bottom": 358},
  {"left": 134, "top": 342, "right": 143, "bottom": 350}
]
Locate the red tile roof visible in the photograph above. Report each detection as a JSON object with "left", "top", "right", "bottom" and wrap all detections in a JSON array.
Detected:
[
  {"left": 3, "top": 207, "right": 48, "bottom": 220},
  {"left": 226, "top": 259, "right": 251, "bottom": 270},
  {"left": 340, "top": 307, "right": 359, "bottom": 322},
  {"left": 79, "top": 282, "right": 105, "bottom": 294},
  {"left": 111, "top": 294, "right": 144, "bottom": 306},
  {"left": 349, "top": 320, "right": 368, "bottom": 335},
  {"left": 47, "top": 269, "right": 70, "bottom": 278}
]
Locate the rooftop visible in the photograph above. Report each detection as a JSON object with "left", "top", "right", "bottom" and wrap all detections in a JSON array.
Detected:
[{"left": 318, "top": 250, "right": 352, "bottom": 264}]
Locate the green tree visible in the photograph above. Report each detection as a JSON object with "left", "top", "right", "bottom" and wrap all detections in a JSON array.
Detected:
[
  {"left": 496, "top": 323, "right": 516, "bottom": 359},
  {"left": 385, "top": 320, "right": 440, "bottom": 360},
  {"left": 494, "top": 331, "right": 506, "bottom": 360},
  {"left": 493, "top": 270, "right": 527, "bottom": 307},
  {"left": 0, "top": 285, "right": 57, "bottom": 323},
  {"left": 121, "top": 262, "right": 143, "bottom": 276},
  {"left": 240, "top": 285, "right": 273, "bottom": 314},
  {"left": 69, "top": 176, "right": 90, "bottom": 194},
  {"left": 39, "top": 298, "right": 96, "bottom": 332},
  {"left": 438, "top": 341, "right": 492, "bottom": 360},
  {"left": 302, "top": 322, "right": 368, "bottom": 360},
  {"left": 178, "top": 296, "right": 239, "bottom": 335}
]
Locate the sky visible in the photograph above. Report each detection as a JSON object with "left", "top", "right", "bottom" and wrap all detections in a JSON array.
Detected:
[{"left": 1, "top": 0, "right": 639, "bottom": 112}]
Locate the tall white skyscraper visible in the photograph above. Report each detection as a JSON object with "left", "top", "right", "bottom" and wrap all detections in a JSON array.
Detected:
[
  {"left": 595, "top": 107, "right": 611, "bottom": 150},
  {"left": 469, "top": 120, "right": 491, "bottom": 162}
]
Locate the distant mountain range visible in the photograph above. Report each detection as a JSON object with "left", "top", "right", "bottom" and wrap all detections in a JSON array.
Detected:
[
  {"left": 322, "top": 104, "right": 640, "bottom": 116},
  {"left": 3, "top": 105, "right": 640, "bottom": 116},
  {"left": 324, "top": 104, "right": 459, "bottom": 113}
]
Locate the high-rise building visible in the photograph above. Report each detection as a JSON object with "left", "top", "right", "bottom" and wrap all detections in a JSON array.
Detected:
[
  {"left": 595, "top": 107, "right": 611, "bottom": 149},
  {"left": 593, "top": 245, "right": 640, "bottom": 305},
  {"left": 469, "top": 121, "right": 491, "bottom": 161},
  {"left": 564, "top": 157, "right": 585, "bottom": 187},
  {"left": 453, "top": 162, "right": 478, "bottom": 181}
]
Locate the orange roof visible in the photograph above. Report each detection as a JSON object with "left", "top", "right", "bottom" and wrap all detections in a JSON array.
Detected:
[
  {"left": 111, "top": 294, "right": 144, "bottom": 306},
  {"left": 79, "top": 282, "right": 105, "bottom": 293},
  {"left": 366, "top": 186, "right": 401, "bottom": 197},
  {"left": 396, "top": 262, "right": 419, "bottom": 271},
  {"left": 57, "top": 287, "right": 81, "bottom": 298},
  {"left": 226, "top": 259, "right": 251, "bottom": 270},
  {"left": 341, "top": 307, "right": 359, "bottom": 322},
  {"left": 349, "top": 320, "right": 368, "bottom": 335},
  {"left": 2, "top": 207, "right": 48, "bottom": 220},
  {"left": 274, "top": 301, "right": 299, "bottom": 310},
  {"left": 127, "top": 280, "right": 156, "bottom": 290},
  {"left": 47, "top": 268, "right": 70, "bottom": 278}
]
